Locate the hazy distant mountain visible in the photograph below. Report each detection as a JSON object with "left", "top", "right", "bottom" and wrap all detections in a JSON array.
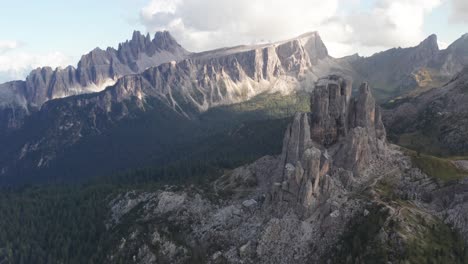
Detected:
[{"left": 343, "top": 33, "right": 468, "bottom": 101}]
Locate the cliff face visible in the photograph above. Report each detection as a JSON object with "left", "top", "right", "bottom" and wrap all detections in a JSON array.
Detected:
[
  {"left": 0, "top": 31, "right": 328, "bottom": 133},
  {"left": 268, "top": 75, "right": 386, "bottom": 217},
  {"left": 23, "top": 32, "right": 329, "bottom": 120}
]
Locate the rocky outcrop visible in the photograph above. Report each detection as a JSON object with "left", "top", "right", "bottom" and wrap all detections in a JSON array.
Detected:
[{"left": 266, "top": 75, "right": 386, "bottom": 217}]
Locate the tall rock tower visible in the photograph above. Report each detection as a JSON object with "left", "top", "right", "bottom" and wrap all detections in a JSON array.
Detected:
[{"left": 268, "top": 75, "right": 387, "bottom": 217}]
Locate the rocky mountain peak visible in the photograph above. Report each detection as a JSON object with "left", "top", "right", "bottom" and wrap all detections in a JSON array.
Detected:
[
  {"left": 125, "top": 30, "right": 183, "bottom": 54},
  {"left": 413, "top": 34, "right": 439, "bottom": 57},
  {"left": 153, "top": 31, "right": 181, "bottom": 50},
  {"left": 268, "top": 75, "right": 387, "bottom": 216},
  {"left": 419, "top": 34, "right": 438, "bottom": 47},
  {"left": 447, "top": 33, "right": 468, "bottom": 52},
  {"left": 310, "top": 75, "right": 352, "bottom": 146},
  {"left": 0, "top": 30, "right": 189, "bottom": 113},
  {"left": 295, "top": 31, "right": 329, "bottom": 62},
  {"left": 131, "top": 30, "right": 146, "bottom": 41}
]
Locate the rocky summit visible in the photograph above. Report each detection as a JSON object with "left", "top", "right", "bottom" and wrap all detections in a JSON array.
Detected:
[
  {"left": 101, "top": 75, "right": 468, "bottom": 263},
  {"left": 267, "top": 75, "right": 386, "bottom": 217}
]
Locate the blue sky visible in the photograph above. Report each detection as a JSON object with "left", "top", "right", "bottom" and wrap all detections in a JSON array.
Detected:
[
  {"left": 0, "top": 0, "right": 467, "bottom": 83},
  {"left": 1, "top": 0, "right": 146, "bottom": 57}
]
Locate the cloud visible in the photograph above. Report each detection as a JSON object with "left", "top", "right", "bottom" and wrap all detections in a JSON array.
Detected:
[
  {"left": 140, "top": 0, "right": 442, "bottom": 57},
  {"left": 0, "top": 50, "right": 72, "bottom": 83},
  {"left": 0, "top": 39, "right": 73, "bottom": 83},
  {"left": 323, "top": 0, "right": 442, "bottom": 51},
  {"left": 450, "top": 0, "right": 468, "bottom": 23},
  {"left": 0, "top": 40, "right": 22, "bottom": 54},
  {"left": 140, "top": 0, "right": 339, "bottom": 51}
]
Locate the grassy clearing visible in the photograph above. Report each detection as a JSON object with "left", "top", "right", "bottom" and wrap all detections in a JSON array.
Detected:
[
  {"left": 397, "top": 132, "right": 446, "bottom": 156},
  {"left": 402, "top": 148, "right": 468, "bottom": 182}
]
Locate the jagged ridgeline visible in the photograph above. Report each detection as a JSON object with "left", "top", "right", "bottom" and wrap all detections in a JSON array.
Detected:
[
  {"left": 1, "top": 30, "right": 468, "bottom": 185},
  {"left": 0, "top": 31, "right": 328, "bottom": 185}
]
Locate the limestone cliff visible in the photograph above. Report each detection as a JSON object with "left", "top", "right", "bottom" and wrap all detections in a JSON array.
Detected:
[{"left": 268, "top": 75, "right": 386, "bottom": 217}]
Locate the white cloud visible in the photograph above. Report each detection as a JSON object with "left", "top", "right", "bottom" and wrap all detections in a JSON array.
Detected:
[
  {"left": 0, "top": 38, "right": 73, "bottom": 83},
  {"left": 323, "top": 0, "right": 443, "bottom": 55},
  {"left": 450, "top": 0, "right": 468, "bottom": 23},
  {"left": 0, "top": 40, "right": 21, "bottom": 54},
  {"left": 0, "top": 50, "right": 72, "bottom": 83},
  {"left": 438, "top": 40, "right": 449, "bottom": 49},
  {"left": 140, "top": 0, "right": 443, "bottom": 57},
  {"left": 140, "top": 0, "right": 339, "bottom": 51}
]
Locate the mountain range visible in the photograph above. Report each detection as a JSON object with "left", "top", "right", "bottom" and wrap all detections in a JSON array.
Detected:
[{"left": 0, "top": 30, "right": 467, "bottom": 185}]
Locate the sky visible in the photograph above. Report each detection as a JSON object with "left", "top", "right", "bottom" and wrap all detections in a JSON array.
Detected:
[{"left": 0, "top": 0, "right": 467, "bottom": 83}]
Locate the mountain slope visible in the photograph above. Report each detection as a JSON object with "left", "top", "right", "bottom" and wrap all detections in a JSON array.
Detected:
[
  {"left": 383, "top": 66, "right": 468, "bottom": 156},
  {"left": 0, "top": 90, "right": 310, "bottom": 186}
]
